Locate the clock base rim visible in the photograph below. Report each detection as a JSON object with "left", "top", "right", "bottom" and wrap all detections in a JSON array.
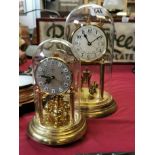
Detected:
[
  {"left": 27, "top": 113, "right": 87, "bottom": 145},
  {"left": 80, "top": 91, "right": 117, "bottom": 118}
]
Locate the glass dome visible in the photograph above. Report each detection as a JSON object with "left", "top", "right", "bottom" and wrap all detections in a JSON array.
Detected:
[
  {"left": 27, "top": 38, "right": 86, "bottom": 145},
  {"left": 64, "top": 4, "right": 117, "bottom": 118}
]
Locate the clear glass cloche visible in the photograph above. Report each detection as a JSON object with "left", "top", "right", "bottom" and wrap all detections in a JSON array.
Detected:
[
  {"left": 27, "top": 38, "right": 87, "bottom": 145},
  {"left": 64, "top": 4, "right": 117, "bottom": 118}
]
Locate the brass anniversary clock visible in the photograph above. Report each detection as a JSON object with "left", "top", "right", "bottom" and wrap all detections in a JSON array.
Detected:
[
  {"left": 65, "top": 4, "right": 117, "bottom": 118},
  {"left": 27, "top": 38, "right": 87, "bottom": 145}
]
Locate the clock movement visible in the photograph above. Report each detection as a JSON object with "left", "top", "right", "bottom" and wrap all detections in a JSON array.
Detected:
[
  {"left": 64, "top": 4, "right": 117, "bottom": 118},
  {"left": 27, "top": 38, "right": 87, "bottom": 145}
]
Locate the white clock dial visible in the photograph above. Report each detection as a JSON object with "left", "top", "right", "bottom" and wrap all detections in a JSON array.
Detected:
[
  {"left": 35, "top": 57, "right": 72, "bottom": 95},
  {"left": 71, "top": 25, "right": 107, "bottom": 62}
]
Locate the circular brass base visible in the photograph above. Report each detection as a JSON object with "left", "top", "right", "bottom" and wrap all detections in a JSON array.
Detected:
[
  {"left": 80, "top": 91, "right": 117, "bottom": 118},
  {"left": 27, "top": 113, "right": 87, "bottom": 145}
]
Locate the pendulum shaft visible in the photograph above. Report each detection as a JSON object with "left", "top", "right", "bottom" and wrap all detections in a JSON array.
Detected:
[
  {"left": 70, "top": 87, "right": 74, "bottom": 124},
  {"left": 100, "top": 63, "right": 105, "bottom": 98}
]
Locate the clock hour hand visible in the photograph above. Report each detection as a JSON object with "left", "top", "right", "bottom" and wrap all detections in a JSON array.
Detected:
[
  {"left": 90, "top": 35, "right": 102, "bottom": 44},
  {"left": 83, "top": 32, "right": 91, "bottom": 46},
  {"left": 41, "top": 75, "right": 55, "bottom": 84}
]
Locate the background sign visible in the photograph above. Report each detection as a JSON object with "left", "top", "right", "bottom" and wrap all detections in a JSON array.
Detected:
[{"left": 36, "top": 18, "right": 135, "bottom": 63}]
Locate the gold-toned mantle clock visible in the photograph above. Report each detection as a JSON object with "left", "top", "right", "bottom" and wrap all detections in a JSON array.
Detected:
[
  {"left": 27, "top": 38, "right": 87, "bottom": 145},
  {"left": 64, "top": 4, "right": 117, "bottom": 118}
]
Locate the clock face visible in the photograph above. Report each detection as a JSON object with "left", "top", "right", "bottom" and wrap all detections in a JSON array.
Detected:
[
  {"left": 71, "top": 25, "right": 107, "bottom": 62},
  {"left": 35, "top": 57, "right": 72, "bottom": 95}
]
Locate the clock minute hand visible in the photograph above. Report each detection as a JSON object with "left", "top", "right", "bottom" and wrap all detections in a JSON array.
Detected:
[
  {"left": 41, "top": 75, "right": 55, "bottom": 79},
  {"left": 41, "top": 75, "right": 50, "bottom": 78},
  {"left": 90, "top": 35, "right": 102, "bottom": 44}
]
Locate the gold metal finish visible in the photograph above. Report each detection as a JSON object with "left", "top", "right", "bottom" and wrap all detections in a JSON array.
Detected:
[
  {"left": 27, "top": 38, "right": 87, "bottom": 146},
  {"left": 27, "top": 112, "right": 87, "bottom": 145},
  {"left": 43, "top": 95, "right": 70, "bottom": 127},
  {"left": 27, "top": 87, "right": 87, "bottom": 145},
  {"left": 80, "top": 88, "right": 117, "bottom": 118},
  {"left": 80, "top": 66, "right": 117, "bottom": 118}
]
